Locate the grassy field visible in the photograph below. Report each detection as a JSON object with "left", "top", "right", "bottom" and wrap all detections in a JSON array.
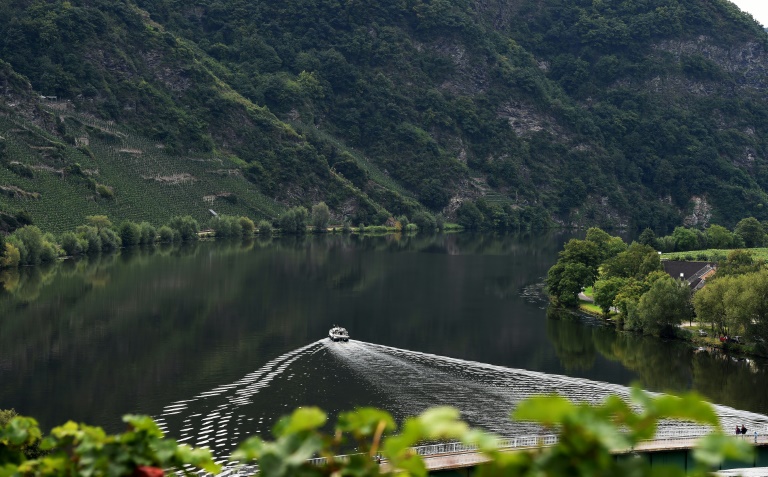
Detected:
[{"left": 662, "top": 248, "right": 768, "bottom": 261}]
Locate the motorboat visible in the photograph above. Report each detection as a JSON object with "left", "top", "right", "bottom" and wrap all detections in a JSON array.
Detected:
[{"left": 329, "top": 325, "right": 349, "bottom": 342}]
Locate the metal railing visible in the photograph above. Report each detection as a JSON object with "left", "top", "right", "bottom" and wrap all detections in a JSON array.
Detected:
[{"left": 220, "top": 428, "right": 767, "bottom": 475}]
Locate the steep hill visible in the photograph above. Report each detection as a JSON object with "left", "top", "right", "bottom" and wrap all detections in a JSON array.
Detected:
[{"left": 1, "top": 0, "right": 768, "bottom": 233}]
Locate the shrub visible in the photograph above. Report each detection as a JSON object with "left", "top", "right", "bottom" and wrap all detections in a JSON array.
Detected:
[
  {"left": 8, "top": 162, "right": 34, "bottom": 178},
  {"left": 257, "top": 220, "right": 273, "bottom": 235},
  {"left": 95, "top": 184, "right": 115, "bottom": 200},
  {"left": 0, "top": 243, "right": 20, "bottom": 268},
  {"left": 405, "top": 223, "right": 418, "bottom": 232}
]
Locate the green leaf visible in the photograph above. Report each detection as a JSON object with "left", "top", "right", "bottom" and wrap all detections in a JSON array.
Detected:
[
  {"left": 648, "top": 394, "right": 719, "bottom": 426},
  {"left": 274, "top": 407, "right": 326, "bottom": 437},
  {"left": 417, "top": 407, "right": 468, "bottom": 440},
  {"left": 337, "top": 408, "right": 396, "bottom": 436},
  {"left": 231, "top": 436, "right": 266, "bottom": 462},
  {"left": 513, "top": 395, "right": 575, "bottom": 426},
  {"left": 123, "top": 415, "right": 164, "bottom": 438},
  {"left": 693, "top": 433, "right": 753, "bottom": 467}
]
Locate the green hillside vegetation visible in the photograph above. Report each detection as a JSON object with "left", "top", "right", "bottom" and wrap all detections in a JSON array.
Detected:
[{"left": 3, "top": 0, "right": 768, "bottom": 234}]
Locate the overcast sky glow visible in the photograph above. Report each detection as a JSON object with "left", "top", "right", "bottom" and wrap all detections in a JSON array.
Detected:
[{"left": 729, "top": 0, "right": 768, "bottom": 27}]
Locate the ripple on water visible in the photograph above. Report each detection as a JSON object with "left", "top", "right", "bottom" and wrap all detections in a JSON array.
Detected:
[{"left": 156, "top": 339, "right": 768, "bottom": 465}]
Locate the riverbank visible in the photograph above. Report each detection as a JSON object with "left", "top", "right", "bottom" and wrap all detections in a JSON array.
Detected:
[{"left": 576, "top": 296, "right": 766, "bottom": 359}]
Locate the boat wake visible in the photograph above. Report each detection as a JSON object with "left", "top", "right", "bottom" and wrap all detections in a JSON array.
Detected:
[{"left": 155, "top": 338, "right": 768, "bottom": 465}]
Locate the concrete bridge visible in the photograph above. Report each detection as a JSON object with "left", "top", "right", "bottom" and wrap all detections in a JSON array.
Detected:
[{"left": 404, "top": 430, "right": 768, "bottom": 476}]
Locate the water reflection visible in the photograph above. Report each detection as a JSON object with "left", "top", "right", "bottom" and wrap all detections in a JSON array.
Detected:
[{"left": 1, "top": 232, "right": 767, "bottom": 438}]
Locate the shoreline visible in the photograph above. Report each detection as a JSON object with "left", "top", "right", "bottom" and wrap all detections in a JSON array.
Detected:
[{"left": 575, "top": 301, "right": 767, "bottom": 360}]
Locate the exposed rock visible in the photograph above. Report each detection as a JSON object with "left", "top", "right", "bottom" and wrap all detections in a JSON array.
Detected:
[{"left": 683, "top": 196, "right": 713, "bottom": 228}]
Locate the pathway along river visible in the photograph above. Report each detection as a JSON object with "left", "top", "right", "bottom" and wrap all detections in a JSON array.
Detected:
[{"left": 1, "top": 233, "right": 768, "bottom": 456}]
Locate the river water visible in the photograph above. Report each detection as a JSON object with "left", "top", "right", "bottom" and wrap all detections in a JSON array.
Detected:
[{"left": 1, "top": 232, "right": 767, "bottom": 459}]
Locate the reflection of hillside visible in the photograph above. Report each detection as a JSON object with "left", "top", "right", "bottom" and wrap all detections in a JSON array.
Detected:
[{"left": 0, "top": 231, "right": 596, "bottom": 433}]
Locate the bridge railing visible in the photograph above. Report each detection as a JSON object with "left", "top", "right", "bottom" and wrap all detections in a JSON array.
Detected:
[{"left": 221, "top": 429, "right": 766, "bottom": 475}]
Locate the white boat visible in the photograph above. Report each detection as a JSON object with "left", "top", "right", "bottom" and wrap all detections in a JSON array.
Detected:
[{"left": 329, "top": 325, "right": 349, "bottom": 342}]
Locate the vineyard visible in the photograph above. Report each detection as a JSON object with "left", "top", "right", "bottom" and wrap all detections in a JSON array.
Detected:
[{"left": 0, "top": 105, "right": 284, "bottom": 233}]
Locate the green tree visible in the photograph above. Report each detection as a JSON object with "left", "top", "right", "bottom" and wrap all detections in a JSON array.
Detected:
[
  {"left": 672, "top": 226, "right": 700, "bottom": 251},
  {"left": 716, "top": 249, "right": 763, "bottom": 277},
  {"left": 637, "top": 228, "right": 657, "bottom": 247},
  {"left": 601, "top": 243, "right": 661, "bottom": 279},
  {"left": 119, "top": 221, "right": 142, "bottom": 247},
  {"left": 212, "top": 216, "right": 243, "bottom": 238},
  {"left": 585, "top": 227, "right": 626, "bottom": 261},
  {"left": 85, "top": 215, "right": 113, "bottom": 232},
  {"left": 635, "top": 275, "right": 691, "bottom": 337},
  {"left": 257, "top": 220, "right": 274, "bottom": 236},
  {"left": 456, "top": 201, "right": 483, "bottom": 230},
  {"left": 59, "top": 232, "right": 84, "bottom": 256},
  {"left": 11, "top": 226, "right": 56, "bottom": 265},
  {"left": 168, "top": 216, "right": 200, "bottom": 241},
  {"left": 593, "top": 276, "right": 627, "bottom": 316},
  {"left": 705, "top": 224, "right": 735, "bottom": 249},
  {"left": 238, "top": 217, "right": 255, "bottom": 237},
  {"left": 546, "top": 261, "right": 593, "bottom": 307},
  {"left": 99, "top": 228, "right": 122, "bottom": 252},
  {"left": 311, "top": 202, "right": 331, "bottom": 231},
  {"left": 139, "top": 222, "right": 157, "bottom": 245},
  {"left": 279, "top": 206, "right": 309, "bottom": 234},
  {"left": 734, "top": 217, "right": 765, "bottom": 248},
  {"left": 76, "top": 226, "right": 102, "bottom": 254},
  {"left": 693, "top": 275, "right": 738, "bottom": 336},
  {"left": 157, "top": 225, "right": 176, "bottom": 243},
  {"left": 411, "top": 211, "right": 437, "bottom": 233}
]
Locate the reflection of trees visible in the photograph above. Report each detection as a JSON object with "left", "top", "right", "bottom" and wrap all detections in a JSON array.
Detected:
[
  {"left": 546, "top": 308, "right": 596, "bottom": 371},
  {"left": 691, "top": 353, "right": 768, "bottom": 414},
  {"left": 592, "top": 329, "right": 693, "bottom": 393}
]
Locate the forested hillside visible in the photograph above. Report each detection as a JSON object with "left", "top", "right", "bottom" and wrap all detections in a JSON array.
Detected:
[{"left": 1, "top": 0, "right": 768, "bottom": 233}]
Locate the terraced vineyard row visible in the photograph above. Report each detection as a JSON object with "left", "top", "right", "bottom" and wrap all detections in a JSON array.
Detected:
[{"left": 0, "top": 109, "right": 284, "bottom": 233}]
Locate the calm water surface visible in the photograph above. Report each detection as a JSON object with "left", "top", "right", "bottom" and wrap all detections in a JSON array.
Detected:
[{"left": 2, "top": 233, "right": 767, "bottom": 457}]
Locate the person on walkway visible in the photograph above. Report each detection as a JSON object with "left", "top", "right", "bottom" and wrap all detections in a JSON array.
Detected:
[
  {"left": 756, "top": 431, "right": 759, "bottom": 443},
  {"left": 741, "top": 424, "right": 748, "bottom": 438},
  {"left": 736, "top": 425, "right": 741, "bottom": 436}
]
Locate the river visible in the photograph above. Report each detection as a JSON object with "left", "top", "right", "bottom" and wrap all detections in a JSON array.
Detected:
[{"left": 1, "top": 232, "right": 767, "bottom": 458}]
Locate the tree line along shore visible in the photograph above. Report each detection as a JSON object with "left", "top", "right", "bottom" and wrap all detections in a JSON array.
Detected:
[
  {"left": 547, "top": 219, "right": 768, "bottom": 358},
  {"left": 0, "top": 202, "right": 462, "bottom": 270}
]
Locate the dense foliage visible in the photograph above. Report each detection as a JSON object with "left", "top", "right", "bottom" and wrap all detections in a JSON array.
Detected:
[
  {"left": 547, "top": 223, "right": 768, "bottom": 347},
  {"left": 2, "top": 0, "right": 768, "bottom": 233},
  {"left": 0, "top": 388, "right": 754, "bottom": 477}
]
